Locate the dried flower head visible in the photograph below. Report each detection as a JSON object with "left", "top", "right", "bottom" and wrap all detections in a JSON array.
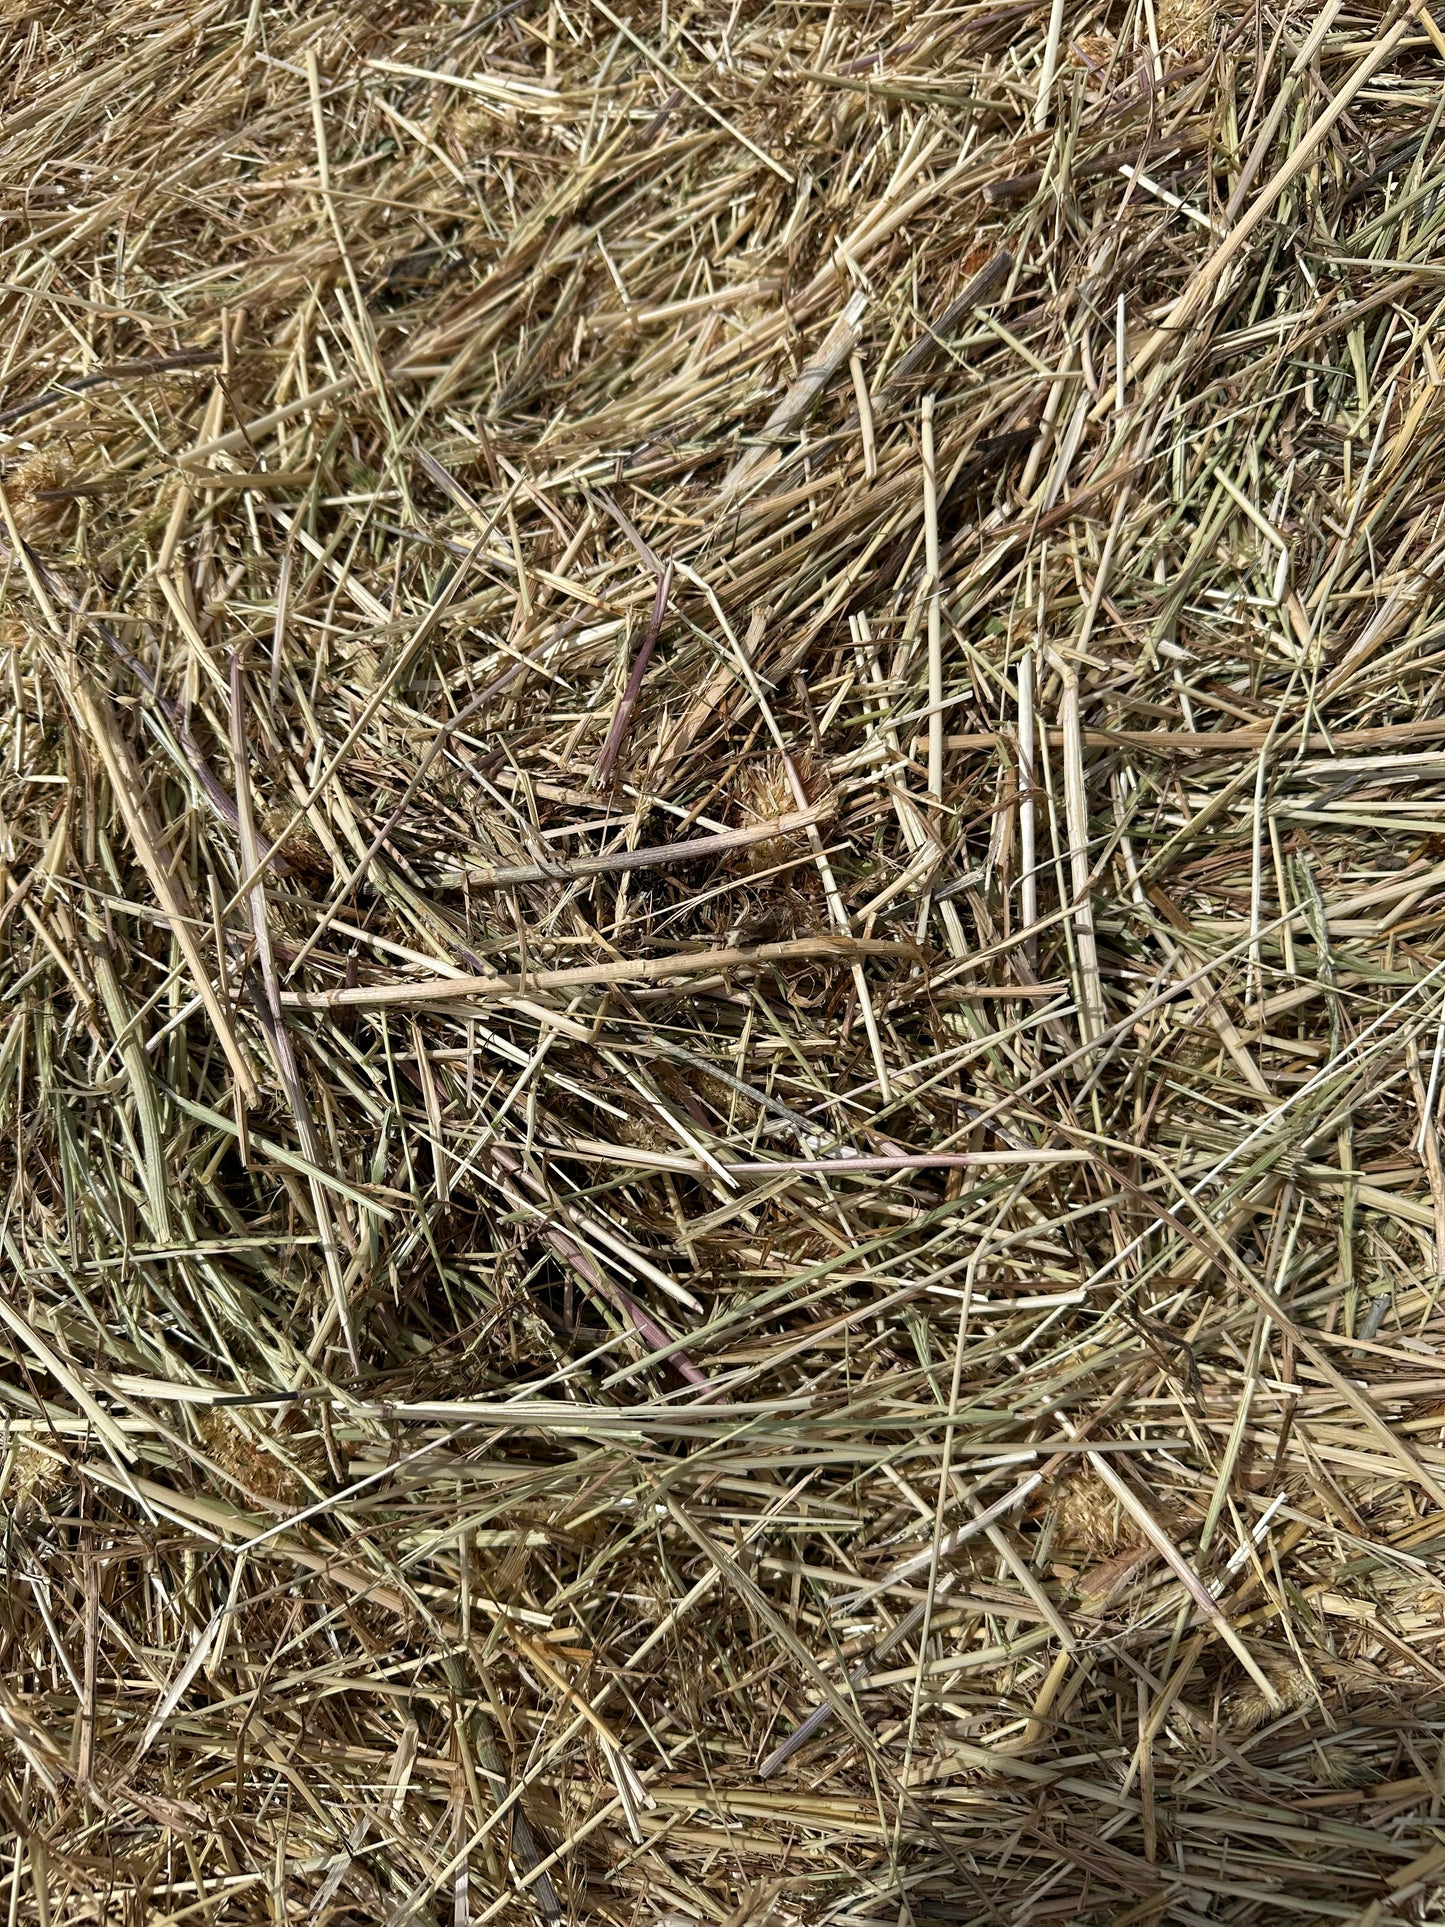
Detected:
[
  {"left": 6, "top": 1438, "right": 67, "bottom": 1520},
  {"left": 1226, "top": 1663, "right": 1312, "bottom": 1734},
  {"left": 731, "top": 751, "right": 828, "bottom": 874},
  {"left": 1156, "top": 0, "right": 1216, "bottom": 55},
  {"left": 5, "top": 447, "right": 76, "bottom": 538},
  {"left": 1048, "top": 1472, "right": 1142, "bottom": 1561},
  {"left": 196, "top": 1410, "right": 319, "bottom": 1509}
]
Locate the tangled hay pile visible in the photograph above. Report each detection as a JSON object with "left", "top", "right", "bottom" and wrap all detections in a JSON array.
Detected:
[{"left": 8, "top": 0, "right": 1445, "bottom": 1919}]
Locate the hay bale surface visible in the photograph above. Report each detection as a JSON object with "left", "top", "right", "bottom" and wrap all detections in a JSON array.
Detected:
[{"left": 3, "top": 0, "right": 1445, "bottom": 1921}]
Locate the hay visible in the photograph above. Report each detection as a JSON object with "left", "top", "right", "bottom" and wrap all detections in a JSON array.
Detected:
[{"left": 4, "top": 0, "right": 1445, "bottom": 1920}]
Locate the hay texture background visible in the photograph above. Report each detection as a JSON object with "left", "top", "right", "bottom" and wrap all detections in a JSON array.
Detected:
[{"left": 4, "top": 0, "right": 1445, "bottom": 1921}]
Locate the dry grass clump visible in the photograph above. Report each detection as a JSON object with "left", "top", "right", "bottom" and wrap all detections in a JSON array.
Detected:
[{"left": 8, "top": 0, "right": 1445, "bottom": 1922}]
